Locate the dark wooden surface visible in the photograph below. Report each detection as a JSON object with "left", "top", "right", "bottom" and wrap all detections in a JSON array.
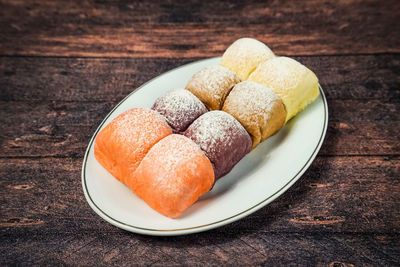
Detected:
[{"left": 1, "top": 0, "right": 399, "bottom": 265}]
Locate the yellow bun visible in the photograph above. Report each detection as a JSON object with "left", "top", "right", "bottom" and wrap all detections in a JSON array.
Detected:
[
  {"left": 221, "top": 38, "right": 275, "bottom": 81},
  {"left": 186, "top": 65, "right": 240, "bottom": 110},
  {"left": 248, "top": 56, "right": 319, "bottom": 122},
  {"left": 222, "top": 81, "right": 286, "bottom": 149}
]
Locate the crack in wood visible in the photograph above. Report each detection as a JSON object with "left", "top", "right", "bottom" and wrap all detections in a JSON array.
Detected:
[
  {"left": 1, "top": 218, "right": 44, "bottom": 227},
  {"left": 289, "top": 216, "right": 345, "bottom": 225}
]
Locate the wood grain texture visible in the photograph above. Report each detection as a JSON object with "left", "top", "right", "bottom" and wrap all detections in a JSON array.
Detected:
[
  {"left": 1, "top": 55, "right": 399, "bottom": 158},
  {"left": 1, "top": 156, "right": 399, "bottom": 265},
  {"left": 1, "top": 156, "right": 399, "bottom": 234},
  {"left": 1, "top": 0, "right": 399, "bottom": 57},
  {"left": 1, "top": 99, "right": 399, "bottom": 158},
  {"left": 1, "top": 55, "right": 399, "bottom": 102},
  {"left": 1, "top": 231, "right": 399, "bottom": 266},
  {"left": 1, "top": 0, "right": 399, "bottom": 265}
]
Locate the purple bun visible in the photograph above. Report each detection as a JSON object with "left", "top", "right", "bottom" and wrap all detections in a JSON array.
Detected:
[
  {"left": 152, "top": 89, "right": 208, "bottom": 133},
  {"left": 184, "top": 110, "right": 252, "bottom": 179}
]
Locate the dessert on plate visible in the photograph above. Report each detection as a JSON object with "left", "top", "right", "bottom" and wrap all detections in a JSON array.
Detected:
[
  {"left": 221, "top": 37, "right": 275, "bottom": 81},
  {"left": 130, "top": 134, "right": 214, "bottom": 218},
  {"left": 185, "top": 65, "right": 240, "bottom": 110},
  {"left": 222, "top": 81, "right": 286, "bottom": 149},
  {"left": 151, "top": 89, "right": 207, "bottom": 133},
  {"left": 94, "top": 37, "right": 320, "bottom": 218},
  {"left": 94, "top": 108, "right": 171, "bottom": 186},
  {"left": 248, "top": 56, "right": 319, "bottom": 122},
  {"left": 184, "top": 110, "right": 252, "bottom": 179}
]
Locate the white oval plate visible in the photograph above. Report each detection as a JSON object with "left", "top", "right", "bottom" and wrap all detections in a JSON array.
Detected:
[{"left": 82, "top": 57, "right": 328, "bottom": 236}]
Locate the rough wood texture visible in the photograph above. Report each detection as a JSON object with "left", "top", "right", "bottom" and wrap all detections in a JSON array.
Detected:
[
  {"left": 1, "top": 156, "right": 399, "bottom": 265},
  {"left": 1, "top": 99, "right": 399, "bottom": 158},
  {"left": 1, "top": 156, "right": 399, "bottom": 233},
  {"left": 1, "top": 232, "right": 399, "bottom": 266},
  {"left": 1, "top": 55, "right": 399, "bottom": 102},
  {"left": 1, "top": 0, "right": 399, "bottom": 57},
  {"left": 1, "top": 0, "right": 399, "bottom": 265}
]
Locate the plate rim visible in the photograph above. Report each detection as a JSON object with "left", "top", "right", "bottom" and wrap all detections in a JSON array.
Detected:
[{"left": 81, "top": 57, "right": 329, "bottom": 236}]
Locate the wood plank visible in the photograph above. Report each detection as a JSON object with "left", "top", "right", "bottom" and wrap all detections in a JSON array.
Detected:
[
  {"left": 1, "top": 99, "right": 399, "bottom": 158},
  {"left": 0, "top": 0, "right": 399, "bottom": 57},
  {"left": 1, "top": 55, "right": 399, "bottom": 102},
  {"left": 1, "top": 231, "right": 399, "bottom": 266},
  {"left": 1, "top": 1, "right": 398, "bottom": 265},
  {"left": 1, "top": 156, "right": 399, "bottom": 235}
]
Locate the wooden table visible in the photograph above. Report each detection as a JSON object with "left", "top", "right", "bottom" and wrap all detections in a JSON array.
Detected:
[{"left": 1, "top": 0, "right": 399, "bottom": 265}]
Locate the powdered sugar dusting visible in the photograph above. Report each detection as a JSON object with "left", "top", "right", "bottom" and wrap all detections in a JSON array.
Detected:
[
  {"left": 224, "top": 81, "right": 280, "bottom": 124},
  {"left": 184, "top": 111, "right": 252, "bottom": 178},
  {"left": 143, "top": 134, "right": 209, "bottom": 190},
  {"left": 186, "top": 65, "right": 240, "bottom": 110},
  {"left": 248, "top": 56, "right": 318, "bottom": 121},
  {"left": 187, "top": 111, "right": 244, "bottom": 151},
  {"left": 109, "top": 108, "right": 171, "bottom": 171},
  {"left": 249, "top": 56, "right": 308, "bottom": 92},
  {"left": 221, "top": 38, "right": 275, "bottom": 80},
  {"left": 112, "top": 108, "right": 168, "bottom": 144},
  {"left": 152, "top": 89, "right": 207, "bottom": 133}
]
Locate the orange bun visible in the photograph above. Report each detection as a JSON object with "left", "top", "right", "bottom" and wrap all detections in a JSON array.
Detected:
[
  {"left": 94, "top": 108, "right": 172, "bottom": 185},
  {"left": 130, "top": 134, "right": 215, "bottom": 218}
]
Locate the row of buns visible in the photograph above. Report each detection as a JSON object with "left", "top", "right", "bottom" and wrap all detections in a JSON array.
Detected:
[
  {"left": 94, "top": 38, "right": 320, "bottom": 218},
  {"left": 186, "top": 38, "right": 319, "bottom": 148}
]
